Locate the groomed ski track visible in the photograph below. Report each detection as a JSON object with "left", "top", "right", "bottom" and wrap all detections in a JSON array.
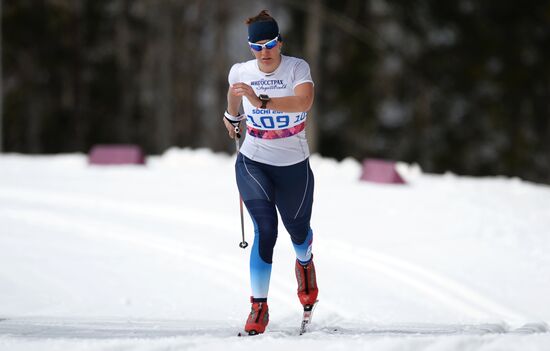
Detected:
[{"left": 1, "top": 151, "right": 550, "bottom": 351}]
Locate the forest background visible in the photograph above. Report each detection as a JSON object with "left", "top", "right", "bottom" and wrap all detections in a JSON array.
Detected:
[{"left": 2, "top": 0, "right": 549, "bottom": 184}]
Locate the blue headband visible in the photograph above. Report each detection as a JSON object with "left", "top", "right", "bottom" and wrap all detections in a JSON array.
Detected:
[{"left": 248, "top": 20, "right": 279, "bottom": 43}]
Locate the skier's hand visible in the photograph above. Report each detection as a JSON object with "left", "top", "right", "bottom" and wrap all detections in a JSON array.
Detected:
[
  {"left": 230, "top": 83, "right": 261, "bottom": 108},
  {"left": 223, "top": 117, "right": 241, "bottom": 139}
]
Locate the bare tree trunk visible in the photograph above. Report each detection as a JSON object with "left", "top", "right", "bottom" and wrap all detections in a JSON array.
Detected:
[
  {"left": 156, "top": 2, "right": 173, "bottom": 151},
  {"left": 20, "top": 9, "right": 43, "bottom": 153},
  {"left": 71, "top": 0, "right": 87, "bottom": 151},
  {"left": 547, "top": 80, "right": 550, "bottom": 182},
  {"left": 26, "top": 57, "right": 43, "bottom": 153},
  {"left": 200, "top": 0, "right": 229, "bottom": 151},
  {"left": 139, "top": 1, "right": 157, "bottom": 152},
  {"left": 173, "top": 0, "right": 204, "bottom": 149},
  {"left": 0, "top": 0, "right": 3, "bottom": 152},
  {"left": 305, "top": 0, "right": 322, "bottom": 154},
  {"left": 115, "top": 0, "right": 133, "bottom": 143}
]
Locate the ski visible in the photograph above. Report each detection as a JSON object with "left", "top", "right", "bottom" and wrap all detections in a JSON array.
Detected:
[
  {"left": 237, "top": 330, "right": 260, "bottom": 337},
  {"left": 299, "top": 300, "right": 319, "bottom": 335},
  {"left": 237, "top": 300, "right": 319, "bottom": 336}
]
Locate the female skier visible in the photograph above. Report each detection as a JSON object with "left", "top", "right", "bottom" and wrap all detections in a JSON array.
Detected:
[{"left": 223, "top": 10, "right": 318, "bottom": 335}]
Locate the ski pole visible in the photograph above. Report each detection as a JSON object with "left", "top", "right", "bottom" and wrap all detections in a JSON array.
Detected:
[{"left": 234, "top": 125, "right": 248, "bottom": 249}]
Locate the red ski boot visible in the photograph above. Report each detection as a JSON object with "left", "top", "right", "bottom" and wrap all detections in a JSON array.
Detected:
[
  {"left": 244, "top": 298, "right": 269, "bottom": 335},
  {"left": 295, "top": 258, "right": 318, "bottom": 306}
]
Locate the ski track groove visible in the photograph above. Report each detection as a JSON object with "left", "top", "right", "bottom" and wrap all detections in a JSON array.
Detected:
[
  {"left": 0, "top": 186, "right": 234, "bottom": 232},
  {"left": 0, "top": 189, "right": 303, "bottom": 311},
  {"left": 320, "top": 239, "right": 529, "bottom": 323},
  {"left": 0, "top": 185, "right": 344, "bottom": 314},
  {"left": 1, "top": 206, "right": 248, "bottom": 292}
]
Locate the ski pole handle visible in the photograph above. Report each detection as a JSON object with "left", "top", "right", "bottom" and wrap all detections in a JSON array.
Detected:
[{"left": 234, "top": 125, "right": 241, "bottom": 140}]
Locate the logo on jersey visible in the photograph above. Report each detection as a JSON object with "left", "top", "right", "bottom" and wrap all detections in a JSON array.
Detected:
[{"left": 251, "top": 78, "right": 287, "bottom": 92}]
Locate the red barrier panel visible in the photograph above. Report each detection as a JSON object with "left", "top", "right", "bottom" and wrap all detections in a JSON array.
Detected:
[
  {"left": 88, "top": 144, "right": 146, "bottom": 165},
  {"left": 360, "top": 159, "right": 405, "bottom": 184}
]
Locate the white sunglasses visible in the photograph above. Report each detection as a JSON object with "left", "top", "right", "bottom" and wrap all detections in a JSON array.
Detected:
[{"left": 248, "top": 36, "right": 280, "bottom": 52}]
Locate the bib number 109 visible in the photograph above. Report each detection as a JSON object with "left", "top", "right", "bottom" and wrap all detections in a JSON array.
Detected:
[{"left": 248, "top": 113, "right": 306, "bottom": 129}]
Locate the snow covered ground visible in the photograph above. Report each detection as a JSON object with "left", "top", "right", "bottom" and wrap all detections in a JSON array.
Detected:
[{"left": 1, "top": 148, "right": 550, "bottom": 350}]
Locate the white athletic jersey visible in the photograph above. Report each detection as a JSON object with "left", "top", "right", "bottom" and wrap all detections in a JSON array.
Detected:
[{"left": 228, "top": 55, "right": 314, "bottom": 166}]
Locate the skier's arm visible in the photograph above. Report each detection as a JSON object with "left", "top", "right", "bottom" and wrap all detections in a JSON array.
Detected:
[
  {"left": 269, "top": 82, "right": 314, "bottom": 112},
  {"left": 223, "top": 88, "right": 243, "bottom": 139},
  {"left": 227, "top": 88, "right": 242, "bottom": 117}
]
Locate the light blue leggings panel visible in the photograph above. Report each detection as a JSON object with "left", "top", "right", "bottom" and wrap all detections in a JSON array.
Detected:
[
  {"left": 250, "top": 218, "right": 272, "bottom": 299},
  {"left": 293, "top": 228, "right": 313, "bottom": 265}
]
